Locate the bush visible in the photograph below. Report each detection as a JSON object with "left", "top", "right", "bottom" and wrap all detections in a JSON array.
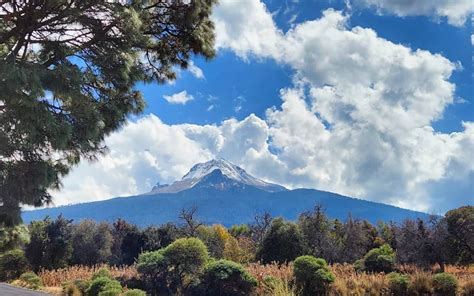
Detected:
[
  {"left": 18, "top": 272, "right": 43, "bottom": 289},
  {"left": 137, "top": 237, "right": 209, "bottom": 295},
  {"left": 432, "top": 273, "right": 458, "bottom": 296},
  {"left": 116, "top": 275, "right": 143, "bottom": 291},
  {"left": 161, "top": 237, "right": 209, "bottom": 276},
  {"left": 92, "top": 268, "right": 112, "bottom": 280},
  {"left": 293, "top": 255, "right": 335, "bottom": 296},
  {"left": 63, "top": 279, "right": 91, "bottom": 296},
  {"left": 408, "top": 271, "right": 432, "bottom": 295},
  {"left": 192, "top": 259, "right": 257, "bottom": 296},
  {"left": 361, "top": 244, "right": 395, "bottom": 273},
  {"left": 87, "top": 277, "right": 122, "bottom": 296},
  {"left": 98, "top": 289, "right": 121, "bottom": 296},
  {"left": 74, "top": 279, "right": 92, "bottom": 295},
  {"left": 0, "top": 249, "right": 28, "bottom": 281},
  {"left": 257, "top": 218, "right": 305, "bottom": 264},
  {"left": 387, "top": 272, "right": 409, "bottom": 296},
  {"left": 63, "top": 282, "right": 82, "bottom": 296},
  {"left": 122, "top": 289, "right": 147, "bottom": 296},
  {"left": 136, "top": 249, "right": 168, "bottom": 293},
  {"left": 353, "top": 259, "right": 364, "bottom": 272}
]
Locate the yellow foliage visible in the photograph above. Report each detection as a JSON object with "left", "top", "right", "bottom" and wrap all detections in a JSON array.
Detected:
[{"left": 213, "top": 224, "right": 231, "bottom": 242}]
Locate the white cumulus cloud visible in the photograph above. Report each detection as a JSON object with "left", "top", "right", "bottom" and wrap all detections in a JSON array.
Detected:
[
  {"left": 163, "top": 90, "right": 194, "bottom": 104},
  {"left": 354, "top": 0, "right": 474, "bottom": 27}
]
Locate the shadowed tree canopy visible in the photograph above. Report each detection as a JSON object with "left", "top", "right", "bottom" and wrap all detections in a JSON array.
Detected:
[{"left": 0, "top": 0, "right": 216, "bottom": 226}]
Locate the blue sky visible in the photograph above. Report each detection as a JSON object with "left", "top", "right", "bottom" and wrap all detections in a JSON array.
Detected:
[
  {"left": 54, "top": 0, "right": 473, "bottom": 214},
  {"left": 139, "top": 0, "right": 472, "bottom": 132}
]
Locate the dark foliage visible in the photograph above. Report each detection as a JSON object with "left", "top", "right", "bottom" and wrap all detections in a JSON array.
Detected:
[
  {"left": 360, "top": 244, "right": 396, "bottom": 273},
  {"left": 293, "top": 255, "right": 335, "bottom": 296},
  {"left": 70, "top": 220, "right": 113, "bottom": 265},
  {"left": 257, "top": 217, "right": 305, "bottom": 264},
  {"left": 0, "top": 248, "right": 28, "bottom": 281},
  {"left": 110, "top": 219, "right": 145, "bottom": 266},
  {"left": 445, "top": 206, "right": 474, "bottom": 265},
  {"left": 191, "top": 259, "right": 257, "bottom": 296},
  {"left": 25, "top": 215, "right": 73, "bottom": 271}
]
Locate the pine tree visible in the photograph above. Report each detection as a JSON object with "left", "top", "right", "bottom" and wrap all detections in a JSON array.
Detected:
[{"left": 0, "top": 0, "right": 216, "bottom": 225}]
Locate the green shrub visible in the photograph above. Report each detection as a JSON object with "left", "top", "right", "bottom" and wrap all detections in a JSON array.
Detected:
[
  {"left": 192, "top": 259, "right": 257, "bottom": 296},
  {"left": 387, "top": 272, "right": 409, "bottom": 296},
  {"left": 432, "top": 273, "right": 458, "bottom": 296},
  {"left": 256, "top": 218, "right": 305, "bottom": 264},
  {"left": 98, "top": 289, "right": 121, "bottom": 296},
  {"left": 19, "top": 272, "right": 43, "bottom": 289},
  {"left": 87, "top": 276, "right": 122, "bottom": 296},
  {"left": 361, "top": 244, "right": 395, "bottom": 273},
  {"left": 116, "top": 275, "right": 143, "bottom": 291},
  {"left": 92, "top": 268, "right": 112, "bottom": 280},
  {"left": 161, "top": 237, "right": 209, "bottom": 276},
  {"left": 74, "top": 279, "right": 92, "bottom": 295},
  {"left": 63, "top": 282, "right": 82, "bottom": 296},
  {"left": 353, "top": 259, "right": 364, "bottom": 272},
  {"left": 122, "top": 289, "right": 147, "bottom": 296},
  {"left": 136, "top": 237, "right": 209, "bottom": 295},
  {"left": 293, "top": 255, "right": 335, "bottom": 296},
  {"left": 0, "top": 249, "right": 28, "bottom": 281},
  {"left": 136, "top": 249, "right": 168, "bottom": 293}
]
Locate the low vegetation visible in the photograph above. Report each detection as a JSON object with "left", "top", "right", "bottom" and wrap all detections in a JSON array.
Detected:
[{"left": 0, "top": 205, "right": 471, "bottom": 295}]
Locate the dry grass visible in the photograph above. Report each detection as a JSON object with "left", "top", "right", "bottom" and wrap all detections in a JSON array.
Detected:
[
  {"left": 246, "top": 262, "right": 294, "bottom": 295},
  {"left": 40, "top": 286, "right": 63, "bottom": 296},
  {"left": 37, "top": 263, "right": 474, "bottom": 295},
  {"left": 38, "top": 264, "right": 138, "bottom": 287},
  {"left": 245, "top": 263, "right": 473, "bottom": 296},
  {"left": 329, "top": 263, "right": 390, "bottom": 296}
]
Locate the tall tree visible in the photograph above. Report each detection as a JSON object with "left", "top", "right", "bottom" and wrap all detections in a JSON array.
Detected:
[
  {"left": 257, "top": 217, "right": 305, "bottom": 264},
  {"left": 70, "top": 220, "right": 113, "bottom": 265},
  {"left": 25, "top": 215, "right": 73, "bottom": 271},
  {"left": 110, "top": 219, "right": 145, "bottom": 265},
  {"left": 299, "top": 205, "right": 332, "bottom": 259},
  {"left": 445, "top": 206, "right": 474, "bottom": 265},
  {"left": 0, "top": 0, "right": 216, "bottom": 226}
]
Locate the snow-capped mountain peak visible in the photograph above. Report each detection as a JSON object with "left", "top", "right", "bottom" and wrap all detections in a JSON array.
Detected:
[
  {"left": 183, "top": 158, "right": 252, "bottom": 182},
  {"left": 146, "top": 158, "right": 286, "bottom": 195}
]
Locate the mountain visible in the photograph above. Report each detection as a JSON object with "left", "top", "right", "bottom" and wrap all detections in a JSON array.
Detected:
[
  {"left": 22, "top": 158, "right": 429, "bottom": 226},
  {"left": 146, "top": 158, "right": 286, "bottom": 194}
]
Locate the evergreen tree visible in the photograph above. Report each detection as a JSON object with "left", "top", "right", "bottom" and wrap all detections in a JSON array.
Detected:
[
  {"left": 298, "top": 205, "right": 332, "bottom": 259},
  {"left": 110, "top": 219, "right": 145, "bottom": 266},
  {"left": 0, "top": 0, "right": 216, "bottom": 226},
  {"left": 257, "top": 217, "right": 305, "bottom": 264},
  {"left": 445, "top": 206, "right": 474, "bottom": 265},
  {"left": 71, "top": 220, "right": 113, "bottom": 265},
  {"left": 25, "top": 215, "right": 73, "bottom": 271}
]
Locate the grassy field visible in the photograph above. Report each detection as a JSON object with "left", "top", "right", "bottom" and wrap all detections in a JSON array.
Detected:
[{"left": 30, "top": 263, "right": 474, "bottom": 296}]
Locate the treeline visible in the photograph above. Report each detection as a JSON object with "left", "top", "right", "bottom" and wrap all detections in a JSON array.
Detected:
[{"left": 1, "top": 205, "right": 471, "bottom": 279}]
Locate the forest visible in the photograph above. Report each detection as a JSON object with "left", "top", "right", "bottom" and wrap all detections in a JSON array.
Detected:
[{"left": 0, "top": 205, "right": 472, "bottom": 295}]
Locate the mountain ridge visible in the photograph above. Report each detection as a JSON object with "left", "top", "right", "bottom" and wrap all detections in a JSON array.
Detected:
[{"left": 22, "top": 158, "right": 430, "bottom": 226}]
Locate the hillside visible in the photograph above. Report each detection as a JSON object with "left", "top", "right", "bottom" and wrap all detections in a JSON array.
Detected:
[{"left": 22, "top": 159, "right": 429, "bottom": 226}]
